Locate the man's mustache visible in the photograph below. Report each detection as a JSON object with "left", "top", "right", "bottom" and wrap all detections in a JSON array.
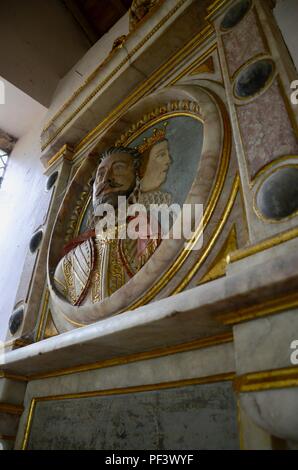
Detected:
[{"left": 96, "top": 180, "right": 123, "bottom": 197}]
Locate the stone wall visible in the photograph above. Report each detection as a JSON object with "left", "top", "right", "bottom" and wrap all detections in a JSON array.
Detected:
[
  {"left": 274, "top": 0, "right": 298, "bottom": 70},
  {"left": 26, "top": 381, "right": 238, "bottom": 450},
  {"left": 0, "top": 114, "right": 47, "bottom": 341},
  {"left": 0, "top": 13, "right": 128, "bottom": 341}
]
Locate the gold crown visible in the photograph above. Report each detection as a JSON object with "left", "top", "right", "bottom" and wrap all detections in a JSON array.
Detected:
[{"left": 137, "top": 123, "right": 167, "bottom": 154}]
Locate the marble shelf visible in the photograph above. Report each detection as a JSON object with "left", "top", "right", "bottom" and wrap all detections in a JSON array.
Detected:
[{"left": 1, "top": 239, "right": 298, "bottom": 377}]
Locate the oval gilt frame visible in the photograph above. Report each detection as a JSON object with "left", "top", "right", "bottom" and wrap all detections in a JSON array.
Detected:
[{"left": 48, "top": 84, "right": 231, "bottom": 332}]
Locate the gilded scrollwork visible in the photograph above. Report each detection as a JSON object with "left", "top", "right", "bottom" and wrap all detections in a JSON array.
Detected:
[{"left": 115, "top": 100, "right": 201, "bottom": 147}]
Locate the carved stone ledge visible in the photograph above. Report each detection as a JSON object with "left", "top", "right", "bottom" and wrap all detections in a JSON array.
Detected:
[
  {"left": 40, "top": 0, "right": 213, "bottom": 164},
  {"left": 1, "top": 237, "right": 298, "bottom": 377}
]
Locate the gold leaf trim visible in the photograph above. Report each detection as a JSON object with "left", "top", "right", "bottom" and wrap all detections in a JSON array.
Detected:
[
  {"left": 234, "top": 367, "right": 298, "bottom": 393},
  {"left": 0, "top": 434, "right": 16, "bottom": 442},
  {"left": 0, "top": 403, "right": 24, "bottom": 415},
  {"left": 227, "top": 226, "right": 298, "bottom": 265},
  {"left": 31, "top": 332, "right": 233, "bottom": 381},
  {"left": 0, "top": 371, "right": 28, "bottom": 382},
  {"left": 216, "top": 291, "right": 298, "bottom": 326}
]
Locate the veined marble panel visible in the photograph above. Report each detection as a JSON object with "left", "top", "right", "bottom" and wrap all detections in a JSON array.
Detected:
[
  {"left": 236, "top": 80, "right": 298, "bottom": 180},
  {"left": 222, "top": 8, "right": 267, "bottom": 78}
]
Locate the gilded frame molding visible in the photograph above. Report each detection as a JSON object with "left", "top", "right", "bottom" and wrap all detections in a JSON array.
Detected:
[
  {"left": 234, "top": 366, "right": 298, "bottom": 393},
  {"left": 227, "top": 225, "right": 298, "bottom": 265},
  {"left": 216, "top": 290, "right": 298, "bottom": 326},
  {"left": 29, "top": 332, "right": 233, "bottom": 381},
  {"left": 125, "top": 89, "right": 232, "bottom": 310},
  {"left": 48, "top": 84, "right": 232, "bottom": 329}
]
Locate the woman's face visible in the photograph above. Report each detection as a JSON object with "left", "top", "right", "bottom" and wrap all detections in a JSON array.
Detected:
[{"left": 141, "top": 140, "right": 171, "bottom": 192}]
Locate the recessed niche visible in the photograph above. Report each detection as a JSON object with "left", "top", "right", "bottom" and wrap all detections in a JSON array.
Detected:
[
  {"left": 256, "top": 166, "right": 298, "bottom": 220},
  {"left": 221, "top": 0, "right": 252, "bottom": 30},
  {"left": 9, "top": 306, "right": 24, "bottom": 335},
  {"left": 46, "top": 171, "right": 59, "bottom": 191},
  {"left": 30, "top": 230, "right": 43, "bottom": 253},
  {"left": 234, "top": 58, "right": 274, "bottom": 99}
]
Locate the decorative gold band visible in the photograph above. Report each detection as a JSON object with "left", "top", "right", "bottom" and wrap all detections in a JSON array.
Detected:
[
  {"left": 227, "top": 227, "right": 298, "bottom": 265},
  {"left": 235, "top": 367, "right": 298, "bottom": 393},
  {"left": 30, "top": 331, "right": 233, "bottom": 381},
  {"left": 0, "top": 434, "right": 16, "bottom": 442},
  {"left": 0, "top": 371, "right": 28, "bottom": 382},
  {"left": 216, "top": 291, "right": 298, "bottom": 325},
  {"left": 0, "top": 403, "right": 24, "bottom": 416},
  {"left": 206, "top": 0, "right": 230, "bottom": 20}
]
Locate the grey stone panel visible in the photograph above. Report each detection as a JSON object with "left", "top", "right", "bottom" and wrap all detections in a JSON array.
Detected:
[{"left": 27, "top": 381, "right": 239, "bottom": 450}]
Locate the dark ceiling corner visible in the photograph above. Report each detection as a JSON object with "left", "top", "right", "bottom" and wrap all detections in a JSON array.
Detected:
[{"left": 61, "top": 0, "right": 133, "bottom": 46}]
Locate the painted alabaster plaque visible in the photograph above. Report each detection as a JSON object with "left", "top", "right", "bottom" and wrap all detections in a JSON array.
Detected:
[
  {"left": 53, "top": 115, "right": 203, "bottom": 307},
  {"left": 48, "top": 88, "right": 226, "bottom": 331}
]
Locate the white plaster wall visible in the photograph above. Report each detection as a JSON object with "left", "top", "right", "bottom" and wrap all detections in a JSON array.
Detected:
[
  {"left": 0, "top": 0, "right": 91, "bottom": 107},
  {"left": 274, "top": 0, "right": 298, "bottom": 71},
  {"left": 0, "top": 10, "right": 129, "bottom": 342},
  {"left": 0, "top": 108, "right": 47, "bottom": 341}
]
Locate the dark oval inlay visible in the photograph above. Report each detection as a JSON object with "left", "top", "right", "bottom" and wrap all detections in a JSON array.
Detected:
[
  {"left": 234, "top": 59, "right": 274, "bottom": 99},
  {"left": 30, "top": 230, "right": 43, "bottom": 253},
  {"left": 256, "top": 167, "right": 298, "bottom": 220},
  {"left": 9, "top": 307, "right": 24, "bottom": 335},
  {"left": 46, "top": 171, "right": 59, "bottom": 191},
  {"left": 221, "top": 0, "right": 252, "bottom": 30}
]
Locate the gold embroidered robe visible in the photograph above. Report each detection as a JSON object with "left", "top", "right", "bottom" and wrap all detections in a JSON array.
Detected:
[{"left": 54, "top": 236, "right": 159, "bottom": 306}]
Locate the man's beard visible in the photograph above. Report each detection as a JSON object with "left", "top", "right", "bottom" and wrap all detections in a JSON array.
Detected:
[
  {"left": 98, "top": 191, "right": 126, "bottom": 208},
  {"left": 94, "top": 188, "right": 134, "bottom": 211}
]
